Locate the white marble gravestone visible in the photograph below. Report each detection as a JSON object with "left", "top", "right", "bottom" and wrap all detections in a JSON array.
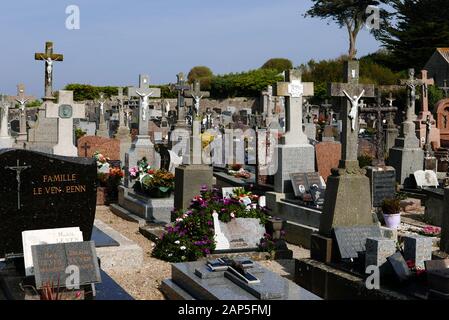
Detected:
[{"left": 45, "top": 90, "right": 86, "bottom": 157}]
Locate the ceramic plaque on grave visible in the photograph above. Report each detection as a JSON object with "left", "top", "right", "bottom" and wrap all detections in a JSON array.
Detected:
[
  {"left": 31, "top": 241, "right": 101, "bottom": 289},
  {"left": 289, "top": 173, "right": 308, "bottom": 198},
  {"left": 333, "top": 226, "right": 383, "bottom": 260},
  {"left": 414, "top": 170, "right": 439, "bottom": 188}
]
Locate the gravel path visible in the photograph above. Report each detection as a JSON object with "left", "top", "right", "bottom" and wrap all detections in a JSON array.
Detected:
[{"left": 95, "top": 206, "right": 309, "bottom": 300}]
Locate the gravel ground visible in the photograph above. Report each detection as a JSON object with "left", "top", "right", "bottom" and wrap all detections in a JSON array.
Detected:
[{"left": 95, "top": 206, "right": 309, "bottom": 300}]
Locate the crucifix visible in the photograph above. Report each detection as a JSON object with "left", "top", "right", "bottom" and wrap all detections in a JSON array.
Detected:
[
  {"left": 112, "top": 87, "right": 128, "bottom": 128},
  {"left": 274, "top": 68, "right": 314, "bottom": 145},
  {"left": 400, "top": 69, "right": 424, "bottom": 128},
  {"left": 184, "top": 80, "right": 210, "bottom": 118},
  {"left": 8, "top": 84, "right": 34, "bottom": 140},
  {"left": 81, "top": 142, "right": 91, "bottom": 157},
  {"left": 128, "top": 74, "right": 161, "bottom": 136},
  {"left": 441, "top": 80, "right": 449, "bottom": 99},
  {"left": 360, "top": 89, "right": 398, "bottom": 166},
  {"left": 329, "top": 61, "right": 375, "bottom": 170},
  {"left": 425, "top": 114, "right": 433, "bottom": 157},
  {"left": 34, "top": 42, "right": 64, "bottom": 100},
  {"left": 45, "top": 90, "right": 86, "bottom": 156},
  {"left": 5, "top": 160, "right": 31, "bottom": 210},
  {"left": 170, "top": 72, "right": 191, "bottom": 127},
  {"left": 417, "top": 70, "right": 435, "bottom": 118},
  {"left": 385, "top": 92, "right": 397, "bottom": 128},
  {"left": 321, "top": 99, "right": 333, "bottom": 124}
]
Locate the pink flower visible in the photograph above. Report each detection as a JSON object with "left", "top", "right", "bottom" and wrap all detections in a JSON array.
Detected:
[{"left": 129, "top": 167, "right": 138, "bottom": 177}]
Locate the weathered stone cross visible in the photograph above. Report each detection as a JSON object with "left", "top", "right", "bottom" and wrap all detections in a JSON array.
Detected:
[
  {"left": 45, "top": 90, "right": 85, "bottom": 157},
  {"left": 35, "top": 42, "right": 64, "bottom": 100},
  {"left": 274, "top": 68, "right": 314, "bottom": 145},
  {"left": 8, "top": 84, "right": 34, "bottom": 139},
  {"left": 321, "top": 99, "right": 333, "bottom": 124},
  {"left": 417, "top": 70, "right": 435, "bottom": 116},
  {"left": 184, "top": 80, "right": 210, "bottom": 117},
  {"left": 5, "top": 160, "right": 31, "bottom": 210},
  {"left": 128, "top": 74, "right": 161, "bottom": 135},
  {"left": 400, "top": 69, "right": 424, "bottom": 124},
  {"left": 170, "top": 73, "right": 191, "bottom": 125},
  {"left": 112, "top": 87, "right": 127, "bottom": 128},
  {"left": 329, "top": 61, "right": 375, "bottom": 170}
]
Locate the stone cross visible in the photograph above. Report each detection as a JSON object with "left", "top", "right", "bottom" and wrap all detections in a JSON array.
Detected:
[
  {"left": 425, "top": 114, "right": 433, "bottom": 157},
  {"left": 184, "top": 80, "right": 210, "bottom": 117},
  {"left": 112, "top": 87, "right": 127, "bottom": 128},
  {"left": 98, "top": 92, "right": 107, "bottom": 122},
  {"left": 441, "top": 80, "right": 449, "bottom": 98},
  {"left": 8, "top": 84, "right": 34, "bottom": 139},
  {"left": 274, "top": 69, "right": 314, "bottom": 145},
  {"left": 45, "top": 90, "right": 86, "bottom": 157},
  {"left": 170, "top": 73, "right": 191, "bottom": 125},
  {"left": 329, "top": 61, "right": 375, "bottom": 170},
  {"left": 360, "top": 89, "right": 397, "bottom": 166},
  {"left": 386, "top": 92, "right": 397, "bottom": 128},
  {"left": 321, "top": 99, "right": 333, "bottom": 124},
  {"left": 418, "top": 70, "right": 435, "bottom": 115},
  {"left": 128, "top": 74, "right": 161, "bottom": 135},
  {"left": 34, "top": 42, "right": 64, "bottom": 101},
  {"left": 5, "top": 160, "right": 31, "bottom": 210},
  {"left": 400, "top": 69, "right": 424, "bottom": 124}
]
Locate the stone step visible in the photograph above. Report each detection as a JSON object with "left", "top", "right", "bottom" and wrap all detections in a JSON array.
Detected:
[
  {"left": 160, "top": 279, "right": 196, "bottom": 300},
  {"left": 109, "top": 204, "right": 146, "bottom": 227},
  {"left": 284, "top": 221, "right": 318, "bottom": 249}
]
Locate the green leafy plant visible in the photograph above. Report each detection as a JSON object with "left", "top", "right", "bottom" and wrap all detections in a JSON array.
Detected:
[{"left": 381, "top": 198, "right": 401, "bottom": 215}]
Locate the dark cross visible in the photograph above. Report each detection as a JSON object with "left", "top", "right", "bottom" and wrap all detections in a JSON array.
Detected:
[
  {"left": 5, "top": 160, "right": 31, "bottom": 210},
  {"left": 329, "top": 61, "right": 375, "bottom": 170},
  {"left": 441, "top": 80, "right": 449, "bottom": 98},
  {"left": 360, "top": 89, "right": 397, "bottom": 166},
  {"left": 170, "top": 73, "right": 191, "bottom": 125},
  {"left": 400, "top": 69, "right": 424, "bottom": 124},
  {"left": 81, "top": 142, "right": 91, "bottom": 157},
  {"left": 321, "top": 99, "right": 333, "bottom": 124},
  {"left": 34, "top": 42, "right": 64, "bottom": 100},
  {"left": 184, "top": 80, "right": 210, "bottom": 117}
]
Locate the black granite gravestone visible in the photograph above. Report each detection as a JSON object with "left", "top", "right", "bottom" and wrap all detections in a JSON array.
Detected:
[
  {"left": 333, "top": 226, "right": 383, "bottom": 260},
  {"left": 387, "top": 252, "right": 412, "bottom": 283},
  {"left": 32, "top": 241, "right": 101, "bottom": 289},
  {"left": 0, "top": 149, "right": 97, "bottom": 258},
  {"left": 366, "top": 167, "right": 396, "bottom": 207}
]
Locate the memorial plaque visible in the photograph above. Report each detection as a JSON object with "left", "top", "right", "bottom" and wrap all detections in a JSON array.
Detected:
[
  {"left": 289, "top": 173, "right": 308, "bottom": 197},
  {"left": 0, "top": 149, "right": 97, "bottom": 259},
  {"left": 32, "top": 241, "right": 101, "bottom": 289},
  {"left": 366, "top": 167, "right": 396, "bottom": 207},
  {"left": 305, "top": 172, "right": 324, "bottom": 189},
  {"left": 333, "top": 226, "right": 383, "bottom": 260}
]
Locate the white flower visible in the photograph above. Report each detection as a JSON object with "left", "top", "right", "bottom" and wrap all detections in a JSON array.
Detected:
[
  {"left": 230, "top": 212, "right": 235, "bottom": 219},
  {"left": 180, "top": 246, "right": 186, "bottom": 250},
  {"left": 176, "top": 218, "right": 183, "bottom": 222},
  {"left": 168, "top": 253, "right": 173, "bottom": 257},
  {"left": 174, "top": 240, "right": 180, "bottom": 245}
]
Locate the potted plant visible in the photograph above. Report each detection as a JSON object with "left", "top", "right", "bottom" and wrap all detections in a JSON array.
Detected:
[
  {"left": 381, "top": 198, "right": 401, "bottom": 229},
  {"left": 130, "top": 158, "right": 175, "bottom": 198}
]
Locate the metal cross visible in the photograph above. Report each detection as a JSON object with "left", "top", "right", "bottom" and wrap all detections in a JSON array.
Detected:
[
  {"left": 81, "top": 142, "right": 91, "bottom": 157},
  {"left": 5, "top": 160, "right": 31, "bottom": 210}
]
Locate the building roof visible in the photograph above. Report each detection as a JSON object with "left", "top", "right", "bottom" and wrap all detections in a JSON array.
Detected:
[{"left": 437, "top": 48, "right": 449, "bottom": 63}]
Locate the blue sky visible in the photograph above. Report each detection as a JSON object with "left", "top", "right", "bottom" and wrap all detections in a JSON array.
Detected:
[{"left": 2, "top": 0, "right": 381, "bottom": 98}]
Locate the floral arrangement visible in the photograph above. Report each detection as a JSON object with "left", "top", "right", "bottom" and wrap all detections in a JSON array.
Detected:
[
  {"left": 130, "top": 157, "right": 175, "bottom": 196},
  {"left": 152, "top": 186, "right": 268, "bottom": 263},
  {"left": 420, "top": 226, "right": 441, "bottom": 237}
]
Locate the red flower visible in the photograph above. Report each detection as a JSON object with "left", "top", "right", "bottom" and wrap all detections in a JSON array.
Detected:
[{"left": 148, "top": 169, "right": 155, "bottom": 174}]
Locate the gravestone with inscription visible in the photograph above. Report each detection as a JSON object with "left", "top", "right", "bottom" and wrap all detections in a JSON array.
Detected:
[
  {"left": 366, "top": 166, "right": 396, "bottom": 207},
  {"left": 0, "top": 149, "right": 97, "bottom": 258},
  {"left": 332, "top": 225, "right": 383, "bottom": 261}
]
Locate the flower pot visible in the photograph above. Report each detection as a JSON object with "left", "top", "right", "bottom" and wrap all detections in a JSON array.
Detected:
[{"left": 383, "top": 213, "right": 401, "bottom": 229}]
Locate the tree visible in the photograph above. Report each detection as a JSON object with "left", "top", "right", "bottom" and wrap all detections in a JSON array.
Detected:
[
  {"left": 305, "top": 0, "right": 390, "bottom": 60},
  {"left": 187, "top": 66, "right": 213, "bottom": 90},
  {"left": 261, "top": 58, "right": 293, "bottom": 73},
  {"left": 376, "top": 0, "right": 449, "bottom": 71}
]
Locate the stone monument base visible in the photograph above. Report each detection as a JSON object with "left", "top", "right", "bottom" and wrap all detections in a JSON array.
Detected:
[
  {"left": 274, "top": 144, "right": 315, "bottom": 193},
  {"left": 127, "top": 135, "right": 155, "bottom": 167},
  {"left": 0, "top": 136, "right": 14, "bottom": 149},
  {"left": 174, "top": 164, "right": 214, "bottom": 211},
  {"left": 388, "top": 145, "right": 424, "bottom": 187},
  {"left": 319, "top": 169, "right": 375, "bottom": 236}
]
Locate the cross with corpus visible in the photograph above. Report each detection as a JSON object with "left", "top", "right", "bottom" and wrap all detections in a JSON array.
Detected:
[
  {"left": 45, "top": 90, "right": 86, "bottom": 157},
  {"left": 128, "top": 74, "right": 161, "bottom": 136},
  {"left": 81, "top": 142, "right": 91, "bottom": 157},
  {"left": 184, "top": 80, "right": 210, "bottom": 117},
  {"left": 5, "top": 160, "right": 31, "bottom": 210},
  {"left": 400, "top": 69, "right": 424, "bottom": 123},
  {"left": 360, "top": 89, "right": 398, "bottom": 166},
  {"left": 441, "top": 80, "right": 449, "bottom": 98},
  {"left": 8, "top": 84, "right": 35, "bottom": 137},
  {"left": 385, "top": 92, "right": 397, "bottom": 128},
  {"left": 329, "top": 60, "right": 375, "bottom": 170},
  {"left": 34, "top": 42, "right": 64, "bottom": 100},
  {"left": 274, "top": 68, "right": 314, "bottom": 145},
  {"left": 321, "top": 99, "right": 333, "bottom": 124},
  {"left": 170, "top": 73, "right": 191, "bottom": 125}
]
